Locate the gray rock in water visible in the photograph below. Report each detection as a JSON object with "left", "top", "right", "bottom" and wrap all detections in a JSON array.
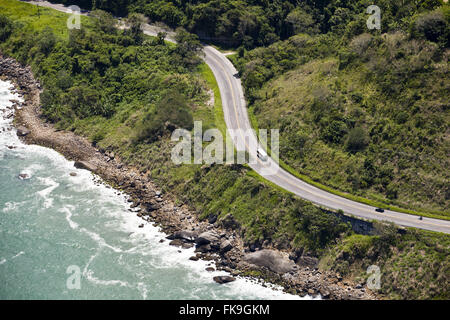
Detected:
[
  {"left": 18, "top": 173, "right": 30, "bottom": 180},
  {"left": 243, "top": 249, "right": 296, "bottom": 274},
  {"left": 74, "top": 161, "right": 97, "bottom": 173},
  {"left": 16, "top": 126, "right": 30, "bottom": 137},
  {"left": 181, "top": 242, "right": 194, "bottom": 249},
  {"left": 213, "top": 276, "right": 236, "bottom": 284},
  {"left": 173, "top": 230, "right": 198, "bottom": 242},
  {"left": 169, "top": 239, "right": 184, "bottom": 247},
  {"left": 195, "top": 231, "right": 220, "bottom": 246}
]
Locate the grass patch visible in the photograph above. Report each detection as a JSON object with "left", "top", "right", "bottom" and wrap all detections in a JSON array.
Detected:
[{"left": 0, "top": 0, "right": 89, "bottom": 38}]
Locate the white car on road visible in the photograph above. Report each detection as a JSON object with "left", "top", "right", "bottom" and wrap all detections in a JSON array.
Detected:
[{"left": 257, "top": 148, "right": 268, "bottom": 162}]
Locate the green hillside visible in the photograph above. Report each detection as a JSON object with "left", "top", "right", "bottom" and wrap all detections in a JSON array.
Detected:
[
  {"left": 1, "top": 0, "right": 449, "bottom": 299},
  {"left": 231, "top": 2, "right": 449, "bottom": 217}
]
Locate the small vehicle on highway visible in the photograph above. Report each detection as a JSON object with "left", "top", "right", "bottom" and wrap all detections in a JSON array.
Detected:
[
  {"left": 257, "top": 148, "right": 268, "bottom": 162},
  {"left": 375, "top": 208, "right": 385, "bottom": 213}
]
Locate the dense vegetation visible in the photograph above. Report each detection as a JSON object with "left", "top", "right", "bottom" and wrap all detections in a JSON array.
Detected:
[
  {"left": 230, "top": 1, "right": 450, "bottom": 216},
  {"left": 51, "top": 0, "right": 449, "bottom": 49},
  {"left": 1, "top": 0, "right": 448, "bottom": 299},
  {"left": 0, "top": 1, "right": 206, "bottom": 137},
  {"left": 321, "top": 225, "right": 450, "bottom": 299}
]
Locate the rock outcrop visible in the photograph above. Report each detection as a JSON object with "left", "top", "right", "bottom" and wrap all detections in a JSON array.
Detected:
[
  {"left": 74, "top": 161, "right": 98, "bottom": 173},
  {"left": 244, "top": 249, "right": 296, "bottom": 274},
  {"left": 213, "top": 276, "right": 236, "bottom": 284}
]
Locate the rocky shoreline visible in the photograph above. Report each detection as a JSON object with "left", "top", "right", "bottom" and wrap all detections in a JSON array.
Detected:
[{"left": 0, "top": 53, "right": 377, "bottom": 300}]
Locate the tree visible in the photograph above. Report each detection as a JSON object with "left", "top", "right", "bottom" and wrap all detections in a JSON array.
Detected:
[
  {"left": 346, "top": 126, "right": 368, "bottom": 153},
  {"left": 174, "top": 28, "right": 204, "bottom": 69},
  {"left": 0, "top": 14, "right": 13, "bottom": 41},
  {"left": 37, "top": 27, "right": 56, "bottom": 55},
  {"left": 322, "top": 120, "right": 348, "bottom": 144},
  {"left": 125, "top": 12, "right": 147, "bottom": 45},
  {"left": 414, "top": 10, "right": 448, "bottom": 45},
  {"left": 91, "top": 9, "right": 117, "bottom": 34},
  {"left": 285, "top": 8, "right": 317, "bottom": 35},
  {"left": 156, "top": 31, "right": 167, "bottom": 45}
]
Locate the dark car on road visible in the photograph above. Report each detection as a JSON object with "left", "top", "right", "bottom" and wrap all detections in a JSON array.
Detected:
[{"left": 375, "top": 208, "right": 385, "bottom": 213}]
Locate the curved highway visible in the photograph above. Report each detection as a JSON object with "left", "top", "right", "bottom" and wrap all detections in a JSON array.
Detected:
[{"left": 26, "top": 1, "right": 450, "bottom": 234}]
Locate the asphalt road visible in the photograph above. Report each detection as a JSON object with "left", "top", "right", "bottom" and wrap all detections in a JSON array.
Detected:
[{"left": 25, "top": 1, "right": 450, "bottom": 234}]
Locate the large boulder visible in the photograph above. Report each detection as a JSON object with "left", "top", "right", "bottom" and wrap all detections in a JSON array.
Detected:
[
  {"left": 169, "top": 239, "right": 184, "bottom": 247},
  {"left": 74, "top": 161, "right": 97, "bottom": 173},
  {"left": 296, "top": 255, "right": 319, "bottom": 269},
  {"left": 213, "top": 276, "right": 236, "bottom": 284},
  {"left": 195, "top": 244, "right": 211, "bottom": 253},
  {"left": 243, "top": 249, "right": 295, "bottom": 274},
  {"left": 219, "top": 240, "right": 233, "bottom": 253},
  {"left": 173, "top": 230, "right": 198, "bottom": 242},
  {"left": 195, "top": 231, "right": 220, "bottom": 246},
  {"left": 16, "top": 126, "right": 30, "bottom": 137}
]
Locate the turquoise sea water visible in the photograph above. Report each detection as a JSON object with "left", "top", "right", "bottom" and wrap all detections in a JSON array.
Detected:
[{"left": 0, "top": 80, "right": 311, "bottom": 300}]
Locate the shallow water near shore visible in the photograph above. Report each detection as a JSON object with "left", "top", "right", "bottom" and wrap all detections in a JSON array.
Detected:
[{"left": 0, "top": 80, "right": 313, "bottom": 300}]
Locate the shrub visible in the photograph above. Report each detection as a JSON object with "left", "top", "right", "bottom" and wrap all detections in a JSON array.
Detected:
[
  {"left": 37, "top": 27, "right": 56, "bottom": 55},
  {"left": 349, "top": 33, "right": 373, "bottom": 56},
  {"left": 90, "top": 10, "right": 117, "bottom": 34},
  {"left": 285, "top": 8, "right": 317, "bottom": 35},
  {"left": 414, "top": 10, "right": 449, "bottom": 45},
  {"left": 321, "top": 120, "right": 348, "bottom": 144},
  {"left": 135, "top": 90, "right": 193, "bottom": 142}
]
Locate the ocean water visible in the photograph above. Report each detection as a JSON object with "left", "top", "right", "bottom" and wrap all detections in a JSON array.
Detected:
[{"left": 0, "top": 80, "right": 312, "bottom": 300}]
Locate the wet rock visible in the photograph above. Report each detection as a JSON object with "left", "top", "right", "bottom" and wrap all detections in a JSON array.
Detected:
[
  {"left": 18, "top": 173, "right": 30, "bottom": 180},
  {"left": 173, "top": 230, "right": 197, "bottom": 242},
  {"left": 130, "top": 200, "right": 140, "bottom": 208},
  {"left": 181, "top": 242, "right": 194, "bottom": 249},
  {"left": 69, "top": 172, "right": 77, "bottom": 177},
  {"left": 244, "top": 249, "right": 296, "bottom": 274},
  {"left": 169, "top": 239, "right": 184, "bottom": 247},
  {"left": 189, "top": 256, "right": 200, "bottom": 261},
  {"left": 74, "top": 161, "right": 97, "bottom": 173},
  {"left": 16, "top": 126, "right": 30, "bottom": 137},
  {"left": 213, "top": 276, "right": 236, "bottom": 284},
  {"left": 205, "top": 267, "right": 215, "bottom": 272}
]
